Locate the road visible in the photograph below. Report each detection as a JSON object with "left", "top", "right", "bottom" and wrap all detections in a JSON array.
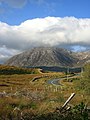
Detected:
[
  {"left": 47, "top": 78, "right": 63, "bottom": 86},
  {"left": 47, "top": 74, "right": 80, "bottom": 86}
]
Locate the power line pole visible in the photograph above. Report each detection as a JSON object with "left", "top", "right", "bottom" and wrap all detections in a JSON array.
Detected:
[
  {"left": 67, "top": 67, "right": 69, "bottom": 81},
  {"left": 81, "top": 67, "right": 83, "bottom": 78}
]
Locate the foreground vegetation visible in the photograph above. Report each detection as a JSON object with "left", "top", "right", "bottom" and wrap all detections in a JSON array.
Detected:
[{"left": 0, "top": 64, "right": 90, "bottom": 119}]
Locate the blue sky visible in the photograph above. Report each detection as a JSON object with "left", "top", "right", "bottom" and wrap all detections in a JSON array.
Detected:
[
  {"left": 0, "top": 0, "right": 90, "bottom": 63},
  {"left": 0, "top": 0, "right": 90, "bottom": 25}
]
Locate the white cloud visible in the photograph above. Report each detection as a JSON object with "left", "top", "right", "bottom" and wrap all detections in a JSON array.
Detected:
[
  {"left": 0, "top": 45, "right": 20, "bottom": 63},
  {"left": 0, "top": 16, "right": 90, "bottom": 63}
]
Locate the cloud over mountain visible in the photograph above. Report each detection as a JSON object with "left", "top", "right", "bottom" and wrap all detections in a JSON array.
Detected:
[{"left": 0, "top": 16, "right": 90, "bottom": 63}]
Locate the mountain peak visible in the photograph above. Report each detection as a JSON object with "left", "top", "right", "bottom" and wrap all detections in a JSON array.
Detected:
[
  {"left": 5, "top": 47, "right": 77, "bottom": 67},
  {"left": 5, "top": 47, "right": 90, "bottom": 67}
]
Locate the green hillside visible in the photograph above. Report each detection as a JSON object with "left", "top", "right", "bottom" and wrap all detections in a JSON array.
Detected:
[{"left": 0, "top": 65, "right": 39, "bottom": 75}]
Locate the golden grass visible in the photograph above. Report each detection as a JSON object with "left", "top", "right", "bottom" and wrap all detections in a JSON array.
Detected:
[{"left": 0, "top": 71, "right": 90, "bottom": 116}]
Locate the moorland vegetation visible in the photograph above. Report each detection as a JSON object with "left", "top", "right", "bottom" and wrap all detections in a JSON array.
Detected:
[{"left": 0, "top": 63, "right": 90, "bottom": 119}]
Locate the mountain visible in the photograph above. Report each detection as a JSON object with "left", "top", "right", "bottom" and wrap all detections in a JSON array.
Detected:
[
  {"left": 76, "top": 50, "right": 90, "bottom": 66},
  {"left": 5, "top": 47, "right": 79, "bottom": 67}
]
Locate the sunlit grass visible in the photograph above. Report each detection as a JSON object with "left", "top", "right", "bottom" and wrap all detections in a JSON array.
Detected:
[{"left": 0, "top": 67, "right": 90, "bottom": 119}]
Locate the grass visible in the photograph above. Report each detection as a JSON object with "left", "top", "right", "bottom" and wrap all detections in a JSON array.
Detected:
[
  {"left": 0, "top": 72, "right": 65, "bottom": 115},
  {"left": 0, "top": 66, "right": 90, "bottom": 119}
]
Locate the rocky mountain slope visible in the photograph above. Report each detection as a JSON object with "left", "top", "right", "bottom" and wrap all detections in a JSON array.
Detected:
[
  {"left": 5, "top": 47, "right": 79, "bottom": 67},
  {"left": 76, "top": 51, "right": 90, "bottom": 66}
]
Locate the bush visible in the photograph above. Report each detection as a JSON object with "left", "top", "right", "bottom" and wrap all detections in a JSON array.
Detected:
[
  {"left": 0, "top": 102, "right": 89, "bottom": 120},
  {"left": 0, "top": 65, "right": 39, "bottom": 75}
]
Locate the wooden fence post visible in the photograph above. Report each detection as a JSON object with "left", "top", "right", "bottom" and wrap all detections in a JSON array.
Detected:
[{"left": 57, "top": 93, "right": 75, "bottom": 112}]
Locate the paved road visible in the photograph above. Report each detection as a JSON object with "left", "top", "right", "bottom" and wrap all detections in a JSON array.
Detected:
[
  {"left": 47, "top": 74, "right": 80, "bottom": 86},
  {"left": 47, "top": 78, "right": 62, "bottom": 86}
]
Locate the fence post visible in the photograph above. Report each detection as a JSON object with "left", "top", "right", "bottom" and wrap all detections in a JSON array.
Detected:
[{"left": 58, "top": 93, "right": 75, "bottom": 112}]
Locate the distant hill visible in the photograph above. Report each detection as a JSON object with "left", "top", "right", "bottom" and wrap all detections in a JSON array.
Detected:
[
  {"left": 5, "top": 47, "right": 78, "bottom": 67},
  {"left": 0, "top": 65, "right": 40, "bottom": 75}
]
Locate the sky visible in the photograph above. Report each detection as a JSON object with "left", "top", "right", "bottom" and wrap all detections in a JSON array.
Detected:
[{"left": 0, "top": 0, "right": 90, "bottom": 63}]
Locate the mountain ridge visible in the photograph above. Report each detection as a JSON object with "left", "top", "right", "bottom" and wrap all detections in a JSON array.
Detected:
[{"left": 5, "top": 47, "right": 90, "bottom": 67}]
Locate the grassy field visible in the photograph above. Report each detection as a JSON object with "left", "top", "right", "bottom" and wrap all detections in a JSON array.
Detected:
[{"left": 0, "top": 65, "right": 90, "bottom": 119}]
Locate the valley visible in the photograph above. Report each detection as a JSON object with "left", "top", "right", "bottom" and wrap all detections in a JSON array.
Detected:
[
  {"left": 0, "top": 64, "right": 90, "bottom": 119},
  {"left": 0, "top": 47, "right": 90, "bottom": 119}
]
